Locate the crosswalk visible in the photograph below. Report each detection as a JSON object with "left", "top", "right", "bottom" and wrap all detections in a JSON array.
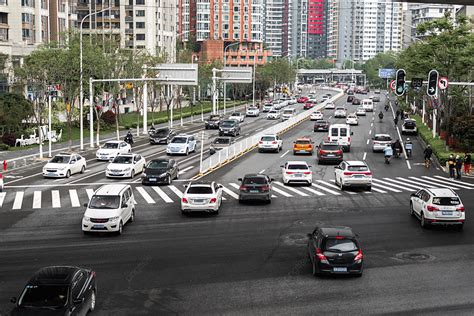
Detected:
[{"left": 0, "top": 176, "right": 473, "bottom": 211}]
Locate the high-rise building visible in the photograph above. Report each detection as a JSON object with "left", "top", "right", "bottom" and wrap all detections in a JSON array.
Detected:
[
  {"left": 307, "top": 0, "right": 328, "bottom": 59},
  {"left": 408, "top": 3, "right": 456, "bottom": 41}
]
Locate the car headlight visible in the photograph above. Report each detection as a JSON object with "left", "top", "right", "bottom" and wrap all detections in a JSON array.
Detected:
[
  {"left": 58, "top": 166, "right": 67, "bottom": 171},
  {"left": 109, "top": 216, "right": 119, "bottom": 222},
  {"left": 142, "top": 173, "right": 147, "bottom": 177},
  {"left": 159, "top": 173, "right": 167, "bottom": 178},
  {"left": 205, "top": 121, "right": 209, "bottom": 124},
  {"left": 83, "top": 217, "right": 91, "bottom": 222},
  {"left": 123, "top": 167, "right": 131, "bottom": 172}
]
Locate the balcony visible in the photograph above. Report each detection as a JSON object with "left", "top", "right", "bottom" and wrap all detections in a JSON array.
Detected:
[
  {"left": 125, "top": 28, "right": 133, "bottom": 34},
  {"left": 125, "top": 16, "right": 133, "bottom": 22}
]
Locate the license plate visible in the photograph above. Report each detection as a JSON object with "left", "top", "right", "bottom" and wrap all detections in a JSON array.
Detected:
[
  {"left": 294, "top": 174, "right": 303, "bottom": 177},
  {"left": 193, "top": 199, "right": 204, "bottom": 203},
  {"left": 149, "top": 178, "right": 157, "bottom": 182},
  {"left": 327, "top": 154, "right": 335, "bottom": 157},
  {"left": 333, "top": 267, "right": 347, "bottom": 272},
  {"left": 93, "top": 225, "right": 104, "bottom": 229},
  {"left": 250, "top": 190, "right": 259, "bottom": 193},
  {"left": 442, "top": 211, "right": 453, "bottom": 215},
  {"left": 353, "top": 175, "right": 365, "bottom": 178},
  {"left": 101, "top": 156, "right": 107, "bottom": 159}
]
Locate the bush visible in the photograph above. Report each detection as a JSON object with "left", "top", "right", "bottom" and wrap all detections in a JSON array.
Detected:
[
  {"left": 101, "top": 110, "right": 116, "bottom": 126},
  {"left": 0, "top": 143, "right": 9, "bottom": 151},
  {"left": 1, "top": 133, "right": 17, "bottom": 147}
]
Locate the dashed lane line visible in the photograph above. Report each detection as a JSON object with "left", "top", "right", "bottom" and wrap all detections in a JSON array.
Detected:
[{"left": 280, "top": 150, "right": 290, "bottom": 158}]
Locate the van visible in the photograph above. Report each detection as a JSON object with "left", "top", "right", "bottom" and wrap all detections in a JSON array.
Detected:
[
  {"left": 328, "top": 124, "right": 353, "bottom": 152},
  {"left": 362, "top": 99, "right": 374, "bottom": 112},
  {"left": 281, "top": 108, "right": 296, "bottom": 121}
]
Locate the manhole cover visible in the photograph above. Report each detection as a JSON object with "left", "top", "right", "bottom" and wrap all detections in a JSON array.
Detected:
[{"left": 394, "top": 252, "right": 435, "bottom": 262}]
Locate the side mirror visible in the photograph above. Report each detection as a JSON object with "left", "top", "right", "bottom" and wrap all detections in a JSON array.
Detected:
[
  {"left": 10, "top": 297, "right": 17, "bottom": 304},
  {"left": 83, "top": 203, "right": 88, "bottom": 208},
  {"left": 109, "top": 158, "right": 114, "bottom": 162},
  {"left": 371, "top": 137, "right": 375, "bottom": 140},
  {"left": 122, "top": 203, "right": 128, "bottom": 208},
  {"left": 280, "top": 165, "right": 284, "bottom": 168},
  {"left": 70, "top": 161, "right": 75, "bottom": 164},
  {"left": 334, "top": 166, "right": 339, "bottom": 169},
  {"left": 73, "top": 297, "right": 84, "bottom": 305},
  {"left": 183, "top": 184, "right": 188, "bottom": 188},
  {"left": 238, "top": 178, "right": 242, "bottom": 182},
  {"left": 218, "top": 184, "right": 223, "bottom": 189},
  {"left": 270, "top": 178, "right": 275, "bottom": 182}
]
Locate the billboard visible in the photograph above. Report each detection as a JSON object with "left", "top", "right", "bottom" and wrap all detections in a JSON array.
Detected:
[{"left": 378, "top": 68, "right": 396, "bottom": 79}]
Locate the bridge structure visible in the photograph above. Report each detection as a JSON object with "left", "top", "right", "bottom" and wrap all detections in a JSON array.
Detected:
[{"left": 297, "top": 69, "right": 366, "bottom": 86}]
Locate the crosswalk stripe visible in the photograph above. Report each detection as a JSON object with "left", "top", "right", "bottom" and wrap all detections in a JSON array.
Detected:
[
  {"left": 136, "top": 187, "right": 155, "bottom": 204},
  {"left": 408, "top": 177, "right": 459, "bottom": 190},
  {"left": 52, "top": 190, "right": 61, "bottom": 208},
  {"left": 222, "top": 186, "right": 239, "bottom": 199},
  {"left": 0, "top": 192, "right": 5, "bottom": 207},
  {"left": 271, "top": 186, "right": 293, "bottom": 197},
  {"left": 86, "top": 189, "right": 94, "bottom": 200},
  {"left": 372, "top": 179, "right": 413, "bottom": 191},
  {"left": 69, "top": 190, "right": 80, "bottom": 208},
  {"left": 421, "top": 176, "right": 473, "bottom": 190},
  {"left": 434, "top": 175, "right": 474, "bottom": 187},
  {"left": 396, "top": 177, "right": 436, "bottom": 188},
  {"left": 151, "top": 186, "right": 174, "bottom": 203},
  {"left": 12, "top": 192, "right": 24, "bottom": 210},
  {"left": 371, "top": 182, "right": 402, "bottom": 193},
  {"left": 383, "top": 178, "right": 423, "bottom": 190},
  {"left": 312, "top": 182, "right": 341, "bottom": 195},
  {"left": 369, "top": 186, "right": 387, "bottom": 193},
  {"left": 273, "top": 182, "right": 309, "bottom": 196},
  {"left": 302, "top": 187, "right": 325, "bottom": 196},
  {"left": 327, "top": 180, "right": 357, "bottom": 194},
  {"left": 168, "top": 185, "right": 183, "bottom": 198},
  {"left": 32, "top": 191, "right": 42, "bottom": 209}
]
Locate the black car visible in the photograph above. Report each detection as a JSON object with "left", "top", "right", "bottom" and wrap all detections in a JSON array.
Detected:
[
  {"left": 347, "top": 96, "right": 354, "bottom": 103},
  {"left": 219, "top": 120, "right": 241, "bottom": 137},
  {"left": 352, "top": 98, "right": 361, "bottom": 105},
  {"left": 317, "top": 141, "right": 343, "bottom": 164},
  {"left": 238, "top": 174, "right": 274, "bottom": 204},
  {"left": 142, "top": 158, "right": 179, "bottom": 185},
  {"left": 307, "top": 226, "right": 363, "bottom": 277},
  {"left": 149, "top": 128, "right": 176, "bottom": 145},
  {"left": 205, "top": 114, "right": 222, "bottom": 129},
  {"left": 313, "top": 119, "right": 329, "bottom": 132},
  {"left": 11, "top": 266, "right": 97, "bottom": 315}
]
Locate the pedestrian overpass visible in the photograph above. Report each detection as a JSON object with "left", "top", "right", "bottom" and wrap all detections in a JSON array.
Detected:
[{"left": 297, "top": 69, "right": 366, "bottom": 86}]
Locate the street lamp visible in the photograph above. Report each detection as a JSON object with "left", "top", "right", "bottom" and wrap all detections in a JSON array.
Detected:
[{"left": 80, "top": 7, "right": 112, "bottom": 149}]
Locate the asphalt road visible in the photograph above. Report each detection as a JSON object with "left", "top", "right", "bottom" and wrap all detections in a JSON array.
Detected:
[{"left": 1, "top": 89, "right": 474, "bottom": 315}]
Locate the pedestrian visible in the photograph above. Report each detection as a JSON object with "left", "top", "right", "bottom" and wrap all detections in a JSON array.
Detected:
[
  {"left": 394, "top": 116, "right": 398, "bottom": 126},
  {"left": 396, "top": 109, "right": 400, "bottom": 119},
  {"left": 447, "top": 154, "right": 456, "bottom": 179},
  {"left": 455, "top": 155, "right": 463, "bottom": 179},
  {"left": 464, "top": 152, "right": 471, "bottom": 175},
  {"left": 400, "top": 109, "right": 404, "bottom": 120}
]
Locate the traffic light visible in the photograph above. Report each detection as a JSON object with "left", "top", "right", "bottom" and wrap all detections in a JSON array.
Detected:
[
  {"left": 395, "top": 69, "right": 406, "bottom": 96},
  {"left": 427, "top": 70, "right": 439, "bottom": 97}
]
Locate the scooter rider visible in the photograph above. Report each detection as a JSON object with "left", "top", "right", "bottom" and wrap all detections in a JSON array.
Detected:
[
  {"left": 378, "top": 111, "right": 384, "bottom": 120},
  {"left": 392, "top": 139, "right": 403, "bottom": 158},
  {"left": 125, "top": 130, "right": 134, "bottom": 145},
  {"left": 384, "top": 103, "right": 389, "bottom": 111},
  {"left": 405, "top": 138, "right": 413, "bottom": 158},
  {"left": 383, "top": 144, "right": 393, "bottom": 164}
]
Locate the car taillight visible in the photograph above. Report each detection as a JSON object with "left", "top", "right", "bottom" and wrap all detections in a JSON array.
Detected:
[
  {"left": 181, "top": 197, "right": 188, "bottom": 203},
  {"left": 457, "top": 205, "right": 465, "bottom": 212},
  {"left": 272, "top": 141, "right": 278, "bottom": 144},
  {"left": 316, "top": 248, "right": 329, "bottom": 264},
  {"left": 259, "top": 141, "right": 263, "bottom": 144},
  {"left": 354, "top": 249, "right": 363, "bottom": 262},
  {"left": 91, "top": 271, "right": 96, "bottom": 278},
  {"left": 240, "top": 185, "right": 247, "bottom": 191},
  {"left": 319, "top": 150, "right": 327, "bottom": 155},
  {"left": 210, "top": 198, "right": 217, "bottom": 203},
  {"left": 426, "top": 205, "right": 439, "bottom": 212},
  {"left": 343, "top": 171, "right": 354, "bottom": 175},
  {"left": 348, "top": 137, "right": 351, "bottom": 142},
  {"left": 373, "top": 141, "right": 379, "bottom": 145},
  {"left": 362, "top": 172, "right": 372, "bottom": 176},
  {"left": 286, "top": 171, "right": 295, "bottom": 175},
  {"left": 261, "top": 185, "right": 269, "bottom": 192},
  {"left": 303, "top": 171, "right": 311, "bottom": 175},
  {"left": 337, "top": 150, "right": 343, "bottom": 155}
]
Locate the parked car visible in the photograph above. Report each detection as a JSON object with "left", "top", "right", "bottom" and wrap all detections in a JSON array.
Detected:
[
  {"left": 310, "top": 111, "right": 323, "bottom": 121},
  {"left": 106, "top": 153, "right": 145, "bottom": 178},
  {"left": 205, "top": 114, "right": 223, "bottom": 129},
  {"left": 304, "top": 102, "right": 315, "bottom": 110},
  {"left": 210, "top": 137, "right": 233, "bottom": 155},
  {"left": 372, "top": 134, "right": 392, "bottom": 152},
  {"left": 167, "top": 134, "right": 197, "bottom": 155},
  {"left": 317, "top": 141, "right": 343, "bottom": 164},
  {"left": 410, "top": 188, "right": 465, "bottom": 229},
  {"left": 229, "top": 112, "right": 245, "bottom": 122},
  {"left": 82, "top": 184, "right": 135, "bottom": 234},
  {"left": 356, "top": 107, "right": 366, "bottom": 116},
  {"left": 281, "top": 161, "right": 312, "bottom": 185},
  {"left": 307, "top": 226, "right": 363, "bottom": 276},
  {"left": 11, "top": 266, "right": 97, "bottom": 315},
  {"left": 293, "top": 137, "right": 314, "bottom": 155},
  {"left": 334, "top": 107, "right": 347, "bottom": 118},
  {"left": 95, "top": 140, "right": 131, "bottom": 161},
  {"left": 266, "top": 109, "right": 281, "bottom": 120},
  {"left": 149, "top": 127, "right": 176, "bottom": 144},
  {"left": 346, "top": 113, "right": 358, "bottom": 125},
  {"left": 402, "top": 118, "right": 418, "bottom": 135},
  {"left": 142, "top": 158, "right": 179, "bottom": 185},
  {"left": 314, "top": 119, "right": 330, "bottom": 132},
  {"left": 43, "top": 153, "right": 86, "bottom": 178},
  {"left": 238, "top": 174, "right": 274, "bottom": 204},
  {"left": 258, "top": 134, "right": 283, "bottom": 153},
  {"left": 219, "top": 120, "right": 241, "bottom": 137},
  {"left": 181, "top": 181, "right": 223, "bottom": 215},
  {"left": 334, "top": 160, "right": 372, "bottom": 191},
  {"left": 246, "top": 106, "right": 260, "bottom": 117}
]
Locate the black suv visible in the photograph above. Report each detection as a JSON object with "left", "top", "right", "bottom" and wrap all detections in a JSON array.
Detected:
[
  {"left": 205, "top": 114, "right": 222, "bottom": 129},
  {"left": 149, "top": 127, "right": 176, "bottom": 144},
  {"left": 219, "top": 120, "right": 241, "bottom": 137},
  {"left": 307, "top": 226, "right": 363, "bottom": 277},
  {"left": 238, "top": 174, "right": 274, "bottom": 204},
  {"left": 11, "top": 266, "right": 97, "bottom": 315},
  {"left": 317, "top": 141, "right": 343, "bottom": 164}
]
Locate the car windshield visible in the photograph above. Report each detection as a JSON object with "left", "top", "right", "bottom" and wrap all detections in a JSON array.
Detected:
[
  {"left": 187, "top": 186, "right": 213, "bottom": 194},
  {"left": 89, "top": 195, "right": 120, "bottom": 209},
  {"left": 374, "top": 135, "right": 391, "bottom": 141},
  {"left": 221, "top": 121, "right": 236, "bottom": 127},
  {"left": 19, "top": 284, "right": 69, "bottom": 308},
  {"left": 230, "top": 113, "right": 241, "bottom": 117},
  {"left": 323, "top": 238, "right": 358, "bottom": 252},
  {"left": 261, "top": 136, "right": 276, "bottom": 141},
  {"left": 147, "top": 160, "right": 168, "bottom": 169},
  {"left": 103, "top": 142, "right": 119, "bottom": 149},
  {"left": 348, "top": 165, "right": 368, "bottom": 172},
  {"left": 50, "top": 156, "right": 70, "bottom": 164},
  {"left": 316, "top": 120, "right": 327, "bottom": 124},
  {"left": 213, "top": 138, "right": 231, "bottom": 145},
  {"left": 112, "top": 156, "right": 133, "bottom": 164},
  {"left": 432, "top": 197, "right": 460, "bottom": 206},
  {"left": 287, "top": 164, "right": 309, "bottom": 170},
  {"left": 269, "top": 110, "right": 278, "bottom": 114},
  {"left": 247, "top": 107, "right": 257, "bottom": 111},
  {"left": 404, "top": 121, "right": 416, "bottom": 127},
  {"left": 171, "top": 137, "right": 187, "bottom": 144},
  {"left": 336, "top": 107, "right": 345, "bottom": 111},
  {"left": 153, "top": 129, "right": 169, "bottom": 137},
  {"left": 243, "top": 177, "right": 267, "bottom": 185},
  {"left": 321, "top": 144, "right": 340, "bottom": 150},
  {"left": 296, "top": 140, "right": 311, "bottom": 145},
  {"left": 283, "top": 110, "right": 293, "bottom": 114}
]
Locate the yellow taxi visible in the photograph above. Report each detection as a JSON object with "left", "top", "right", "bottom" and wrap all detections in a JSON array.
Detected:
[{"left": 293, "top": 137, "right": 314, "bottom": 155}]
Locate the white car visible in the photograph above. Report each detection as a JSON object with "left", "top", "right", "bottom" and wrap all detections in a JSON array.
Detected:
[
  {"left": 267, "top": 109, "right": 281, "bottom": 120},
  {"left": 167, "top": 134, "right": 197, "bottom": 155},
  {"left": 334, "top": 107, "right": 347, "bottom": 118},
  {"left": 346, "top": 114, "right": 358, "bottom": 125},
  {"left": 96, "top": 140, "right": 131, "bottom": 161},
  {"left": 410, "top": 188, "right": 465, "bottom": 229},
  {"left": 82, "top": 184, "right": 135, "bottom": 235},
  {"left": 281, "top": 161, "right": 312, "bottom": 185},
  {"left": 106, "top": 153, "right": 146, "bottom": 178},
  {"left": 181, "top": 181, "right": 223, "bottom": 214},
  {"left": 288, "top": 97, "right": 298, "bottom": 105},
  {"left": 321, "top": 96, "right": 330, "bottom": 102},
  {"left": 43, "top": 153, "right": 87, "bottom": 178},
  {"left": 356, "top": 107, "right": 366, "bottom": 116},
  {"left": 310, "top": 111, "right": 323, "bottom": 121},
  {"left": 263, "top": 103, "right": 273, "bottom": 112},
  {"left": 372, "top": 134, "right": 392, "bottom": 152},
  {"left": 324, "top": 102, "right": 335, "bottom": 109},
  {"left": 281, "top": 108, "right": 296, "bottom": 121},
  {"left": 246, "top": 106, "right": 260, "bottom": 117},
  {"left": 258, "top": 134, "right": 283, "bottom": 153},
  {"left": 229, "top": 112, "right": 245, "bottom": 122},
  {"left": 334, "top": 160, "right": 372, "bottom": 191}
]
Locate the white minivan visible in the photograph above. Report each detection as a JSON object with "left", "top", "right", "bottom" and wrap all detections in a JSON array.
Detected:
[
  {"left": 362, "top": 99, "right": 374, "bottom": 112},
  {"left": 328, "top": 124, "right": 353, "bottom": 152}
]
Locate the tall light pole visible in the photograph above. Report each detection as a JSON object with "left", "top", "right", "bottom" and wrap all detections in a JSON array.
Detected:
[{"left": 80, "top": 7, "right": 111, "bottom": 150}]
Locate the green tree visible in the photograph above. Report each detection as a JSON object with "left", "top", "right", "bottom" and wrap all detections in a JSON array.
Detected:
[
  {"left": 0, "top": 93, "right": 33, "bottom": 132},
  {"left": 362, "top": 52, "right": 398, "bottom": 88}
]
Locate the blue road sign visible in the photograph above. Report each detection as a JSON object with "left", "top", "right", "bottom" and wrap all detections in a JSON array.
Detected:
[{"left": 378, "top": 68, "right": 396, "bottom": 79}]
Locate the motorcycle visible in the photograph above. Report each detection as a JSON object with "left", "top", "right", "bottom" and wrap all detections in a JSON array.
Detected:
[
  {"left": 384, "top": 104, "right": 389, "bottom": 111},
  {"left": 394, "top": 147, "right": 401, "bottom": 158},
  {"left": 378, "top": 112, "right": 384, "bottom": 120},
  {"left": 124, "top": 134, "right": 134, "bottom": 146}
]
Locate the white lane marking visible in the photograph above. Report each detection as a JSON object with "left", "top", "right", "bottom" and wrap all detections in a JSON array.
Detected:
[
  {"left": 313, "top": 181, "right": 341, "bottom": 195},
  {"left": 302, "top": 186, "right": 325, "bottom": 196},
  {"left": 406, "top": 160, "right": 411, "bottom": 169},
  {"left": 382, "top": 178, "right": 421, "bottom": 190},
  {"left": 52, "top": 190, "right": 61, "bottom": 208},
  {"left": 363, "top": 152, "right": 367, "bottom": 161},
  {"left": 371, "top": 182, "right": 402, "bottom": 193},
  {"left": 366, "top": 139, "right": 370, "bottom": 145},
  {"left": 53, "top": 178, "right": 63, "bottom": 182},
  {"left": 396, "top": 177, "right": 436, "bottom": 188},
  {"left": 408, "top": 176, "right": 459, "bottom": 190},
  {"left": 229, "top": 183, "right": 240, "bottom": 190},
  {"left": 420, "top": 176, "right": 472, "bottom": 189},
  {"left": 328, "top": 116, "right": 332, "bottom": 119},
  {"left": 68, "top": 169, "right": 104, "bottom": 184},
  {"left": 273, "top": 181, "right": 309, "bottom": 196},
  {"left": 372, "top": 179, "right": 413, "bottom": 191},
  {"left": 280, "top": 150, "right": 290, "bottom": 158},
  {"left": 222, "top": 186, "right": 239, "bottom": 199},
  {"left": 32, "top": 191, "right": 42, "bottom": 209},
  {"left": 86, "top": 189, "right": 94, "bottom": 200},
  {"left": 326, "top": 180, "right": 357, "bottom": 194},
  {"left": 370, "top": 186, "right": 387, "bottom": 193},
  {"left": 371, "top": 122, "right": 373, "bottom": 127},
  {"left": 394, "top": 124, "right": 411, "bottom": 170},
  {"left": 433, "top": 175, "right": 474, "bottom": 187},
  {"left": 0, "top": 192, "right": 6, "bottom": 207},
  {"left": 272, "top": 186, "right": 293, "bottom": 197},
  {"left": 151, "top": 186, "right": 174, "bottom": 203},
  {"left": 168, "top": 185, "right": 183, "bottom": 198},
  {"left": 136, "top": 187, "right": 156, "bottom": 204},
  {"left": 369, "top": 130, "right": 372, "bottom": 135},
  {"left": 259, "top": 169, "right": 266, "bottom": 174},
  {"left": 178, "top": 166, "right": 194, "bottom": 175},
  {"left": 12, "top": 192, "right": 24, "bottom": 210},
  {"left": 69, "top": 189, "right": 80, "bottom": 207},
  {"left": 256, "top": 127, "right": 263, "bottom": 132}
]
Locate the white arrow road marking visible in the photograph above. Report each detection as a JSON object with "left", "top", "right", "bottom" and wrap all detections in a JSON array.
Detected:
[
  {"left": 178, "top": 166, "right": 194, "bottom": 175},
  {"left": 12, "top": 192, "right": 24, "bottom": 210}
]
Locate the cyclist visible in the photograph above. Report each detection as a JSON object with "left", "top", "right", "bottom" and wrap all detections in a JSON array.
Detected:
[{"left": 423, "top": 145, "right": 433, "bottom": 167}]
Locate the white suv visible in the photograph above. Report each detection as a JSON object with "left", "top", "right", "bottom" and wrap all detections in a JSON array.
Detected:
[
  {"left": 167, "top": 135, "right": 197, "bottom": 156},
  {"left": 334, "top": 161, "right": 372, "bottom": 191},
  {"left": 82, "top": 184, "right": 135, "bottom": 235},
  {"left": 181, "top": 182, "right": 223, "bottom": 215},
  {"left": 43, "top": 153, "right": 87, "bottom": 178},
  {"left": 281, "top": 161, "right": 312, "bottom": 185},
  {"left": 410, "top": 188, "right": 465, "bottom": 229},
  {"left": 267, "top": 109, "right": 281, "bottom": 120},
  {"left": 96, "top": 140, "right": 131, "bottom": 161},
  {"left": 258, "top": 134, "right": 283, "bottom": 153},
  {"left": 246, "top": 106, "right": 260, "bottom": 117},
  {"left": 229, "top": 112, "right": 245, "bottom": 122},
  {"left": 334, "top": 107, "right": 347, "bottom": 118}
]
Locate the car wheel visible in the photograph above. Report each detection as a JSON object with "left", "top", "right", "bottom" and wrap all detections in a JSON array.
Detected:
[
  {"left": 166, "top": 175, "right": 172, "bottom": 185},
  {"left": 80, "top": 166, "right": 86, "bottom": 174},
  {"left": 117, "top": 221, "right": 123, "bottom": 235},
  {"left": 410, "top": 202, "right": 415, "bottom": 216},
  {"left": 420, "top": 213, "right": 428, "bottom": 228},
  {"left": 456, "top": 224, "right": 464, "bottom": 231},
  {"left": 339, "top": 178, "right": 345, "bottom": 191},
  {"left": 175, "top": 170, "right": 179, "bottom": 179},
  {"left": 130, "top": 170, "right": 135, "bottom": 179},
  {"left": 65, "top": 170, "right": 71, "bottom": 178},
  {"left": 355, "top": 272, "right": 363, "bottom": 278},
  {"left": 267, "top": 197, "right": 272, "bottom": 204},
  {"left": 238, "top": 198, "right": 243, "bottom": 204},
  {"left": 205, "top": 126, "right": 209, "bottom": 130},
  {"left": 185, "top": 149, "right": 189, "bottom": 156},
  {"left": 312, "top": 260, "right": 319, "bottom": 276},
  {"left": 89, "top": 290, "right": 96, "bottom": 312},
  {"left": 128, "top": 149, "right": 131, "bottom": 153},
  {"left": 366, "top": 186, "right": 371, "bottom": 192},
  {"left": 129, "top": 209, "right": 135, "bottom": 223}
]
